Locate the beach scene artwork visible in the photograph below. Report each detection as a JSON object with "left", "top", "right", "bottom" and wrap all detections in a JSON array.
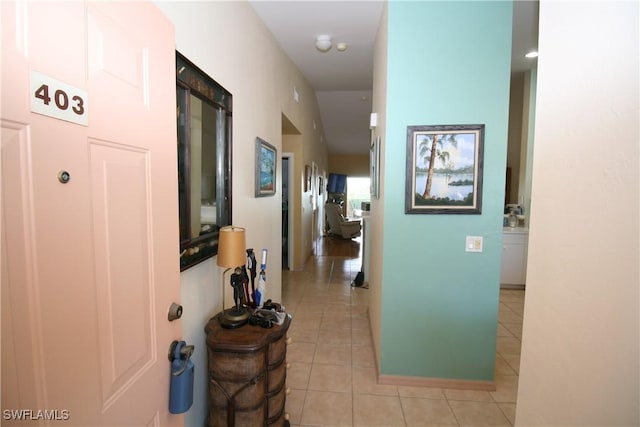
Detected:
[
  {"left": 256, "top": 137, "right": 276, "bottom": 197},
  {"left": 406, "top": 125, "right": 484, "bottom": 214}
]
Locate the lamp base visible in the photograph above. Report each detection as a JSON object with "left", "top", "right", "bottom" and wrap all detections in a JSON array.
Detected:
[{"left": 219, "top": 306, "right": 250, "bottom": 329}]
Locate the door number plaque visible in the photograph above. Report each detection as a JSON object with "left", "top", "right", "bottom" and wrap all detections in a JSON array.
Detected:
[{"left": 30, "top": 71, "right": 88, "bottom": 126}]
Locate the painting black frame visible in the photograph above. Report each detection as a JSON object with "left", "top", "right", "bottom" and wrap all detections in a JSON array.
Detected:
[
  {"left": 405, "top": 124, "right": 484, "bottom": 214},
  {"left": 176, "top": 52, "right": 233, "bottom": 271}
]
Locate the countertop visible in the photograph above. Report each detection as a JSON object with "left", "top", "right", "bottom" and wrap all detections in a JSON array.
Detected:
[{"left": 503, "top": 226, "right": 529, "bottom": 234}]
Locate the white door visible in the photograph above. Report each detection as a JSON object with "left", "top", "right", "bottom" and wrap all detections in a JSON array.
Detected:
[{"left": 1, "top": 1, "right": 182, "bottom": 425}]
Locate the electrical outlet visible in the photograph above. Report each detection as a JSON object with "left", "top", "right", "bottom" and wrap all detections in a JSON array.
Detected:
[{"left": 465, "top": 236, "right": 483, "bottom": 252}]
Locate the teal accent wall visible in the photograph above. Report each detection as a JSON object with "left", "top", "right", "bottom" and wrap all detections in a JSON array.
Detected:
[{"left": 381, "top": 1, "right": 513, "bottom": 381}]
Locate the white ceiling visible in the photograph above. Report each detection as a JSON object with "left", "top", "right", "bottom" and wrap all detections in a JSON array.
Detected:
[{"left": 249, "top": 0, "right": 539, "bottom": 155}]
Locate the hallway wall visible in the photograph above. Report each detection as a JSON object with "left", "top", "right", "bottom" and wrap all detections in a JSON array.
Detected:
[
  {"left": 328, "top": 154, "right": 370, "bottom": 177},
  {"left": 155, "top": 2, "right": 329, "bottom": 425},
  {"left": 516, "top": 2, "right": 639, "bottom": 424}
]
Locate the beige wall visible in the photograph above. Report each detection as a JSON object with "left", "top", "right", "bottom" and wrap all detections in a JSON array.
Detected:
[
  {"left": 516, "top": 1, "right": 639, "bottom": 424},
  {"left": 154, "top": 2, "right": 328, "bottom": 424},
  {"left": 156, "top": 0, "right": 328, "bottom": 293},
  {"left": 519, "top": 69, "right": 536, "bottom": 227},
  {"left": 369, "top": 1, "right": 388, "bottom": 372},
  {"left": 328, "top": 153, "right": 369, "bottom": 177},
  {"left": 506, "top": 72, "right": 524, "bottom": 204},
  {"left": 283, "top": 132, "right": 313, "bottom": 271},
  {"left": 507, "top": 71, "right": 536, "bottom": 212}
]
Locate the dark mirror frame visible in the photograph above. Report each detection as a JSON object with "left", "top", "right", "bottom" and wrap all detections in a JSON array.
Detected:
[{"left": 176, "top": 52, "right": 232, "bottom": 271}]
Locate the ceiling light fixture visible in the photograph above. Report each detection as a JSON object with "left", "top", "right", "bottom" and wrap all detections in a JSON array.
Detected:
[
  {"left": 525, "top": 50, "right": 539, "bottom": 58},
  {"left": 336, "top": 42, "right": 348, "bottom": 52},
  {"left": 315, "top": 35, "right": 332, "bottom": 52}
]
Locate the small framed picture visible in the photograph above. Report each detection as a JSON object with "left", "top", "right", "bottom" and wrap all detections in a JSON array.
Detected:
[
  {"left": 255, "top": 137, "right": 277, "bottom": 197},
  {"left": 370, "top": 136, "right": 380, "bottom": 199},
  {"left": 304, "top": 165, "right": 312, "bottom": 192}
]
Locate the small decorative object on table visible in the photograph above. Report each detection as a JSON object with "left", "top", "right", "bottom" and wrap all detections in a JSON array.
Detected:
[
  {"left": 255, "top": 249, "right": 268, "bottom": 307},
  {"left": 217, "top": 226, "right": 251, "bottom": 329},
  {"left": 251, "top": 300, "right": 286, "bottom": 327},
  {"left": 246, "top": 248, "right": 258, "bottom": 306}
]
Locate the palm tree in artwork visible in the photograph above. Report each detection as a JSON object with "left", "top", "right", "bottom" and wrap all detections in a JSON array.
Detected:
[
  {"left": 418, "top": 134, "right": 458, "bottom": 199},
  {"left": 443, "top": 160, "right": 456, "bottom": 185}
]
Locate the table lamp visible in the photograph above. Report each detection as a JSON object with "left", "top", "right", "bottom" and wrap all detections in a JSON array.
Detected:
[{"left": 217, "top": 226, "right": 250, "bottom": 328}]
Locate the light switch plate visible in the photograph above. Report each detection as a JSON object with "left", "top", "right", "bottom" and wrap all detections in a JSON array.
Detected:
[{"left": 466, "top": 236, "right": 483, "bottom": 252}]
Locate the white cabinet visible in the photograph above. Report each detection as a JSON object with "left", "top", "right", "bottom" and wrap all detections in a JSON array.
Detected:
[{"left": 501, "top": 228, "right": 528, "bottom": 287}]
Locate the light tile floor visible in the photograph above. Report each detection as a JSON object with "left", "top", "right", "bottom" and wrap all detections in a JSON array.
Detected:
[{"left": 282, "top": 247, "right": 525, "bottom": 427}]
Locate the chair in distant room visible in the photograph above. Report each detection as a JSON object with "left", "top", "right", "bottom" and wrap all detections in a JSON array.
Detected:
[{"left": 325, "top": 202, "right": 362, "bottom": 239}]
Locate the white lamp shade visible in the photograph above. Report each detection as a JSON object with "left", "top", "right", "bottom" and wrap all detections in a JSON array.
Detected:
[{"left": 217, "top": 226, "right": 246, "bottom": 268}]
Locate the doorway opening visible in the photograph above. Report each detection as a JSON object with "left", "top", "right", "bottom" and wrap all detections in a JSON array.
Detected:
[
  {"left": 346, "top": 176, "right": 371, "bottom": 218},
  {"left": 281, "top": 154, "right": 293, "bottom": 269}
]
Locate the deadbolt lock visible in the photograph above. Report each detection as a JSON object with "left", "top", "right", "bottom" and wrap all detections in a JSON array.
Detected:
[{"left": 168, "top": 302, "right": 183, "bottom": 321}]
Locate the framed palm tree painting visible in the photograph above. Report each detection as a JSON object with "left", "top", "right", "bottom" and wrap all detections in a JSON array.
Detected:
[{"left": 405, "top": 124, "right": 484, "bottom": 214}]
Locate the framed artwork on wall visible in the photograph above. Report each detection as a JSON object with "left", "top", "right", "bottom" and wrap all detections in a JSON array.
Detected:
[
  {"left": 370, "top": 135, "right": 380, "bottom": 199},
  {"left": 304, "top": 164, "right": 312, "bottom": 192},
  {"left": 405, "top": 124, "right": 484, "bottom": 214},
  {"left": 255, "top": 137, "right": 277, "bottom": 197},
  {"left": 311, "top": 162, "right": 317, "bottom": 210}
]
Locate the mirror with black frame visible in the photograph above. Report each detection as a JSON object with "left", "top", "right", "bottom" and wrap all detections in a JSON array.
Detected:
[{"left": 176, "top": 52, "right": 232, "bottom": 270}]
